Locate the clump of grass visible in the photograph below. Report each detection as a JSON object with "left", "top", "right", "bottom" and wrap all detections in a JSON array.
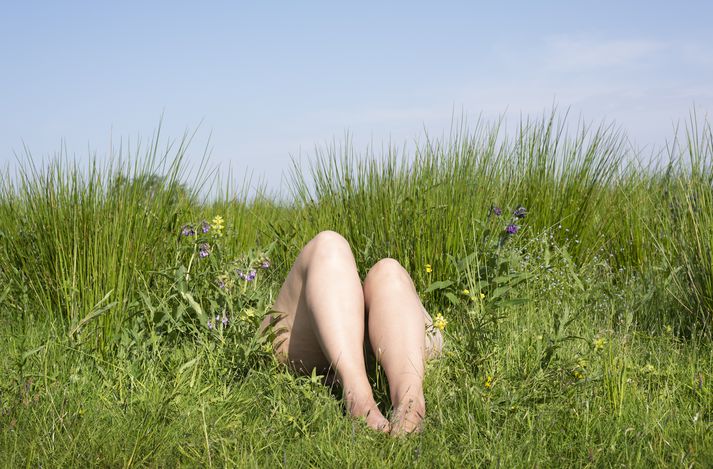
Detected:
[
  {"left": 0, "top": 128, "right": 207, "bottom": 350},
  {"left": 280, "top": 111, "right": 712, "bottom": 335},
  {"left": 654, "top": 118, "right": 713, "bottom": 335}
]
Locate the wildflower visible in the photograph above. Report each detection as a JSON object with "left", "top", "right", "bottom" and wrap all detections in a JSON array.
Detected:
[
  {"left": 198, "top": 243, "right": 211, "bottom": 258},
  {"left": 492, "top": 206, "right": 502, "bottom": 216},
  {"left": 211, "top": 215, "right": 225, "bottom": 236},
  {"left": 665, "top": 324, "right": 673, "bottom": 334},
  {"left": 221, "top": 313, "right": 229, "bottom": 327},
  {"left": 593, "top": 337, "right": 607, "bottom": 351},
  {"left": 462, "top": 289, "right": 470, "bottom": 295},
  {"left": 484, "top": 375, "right": 493, "bottom": 389},
  {"left": 236, "top": 269, "right": 244, "bottom": 279},
  {"left": 261, "top": 259, "right": 271, "bottom": 269},
  {"left": 245, "top": 270, "right": 257, "bottom": 281},
  {"left": 425, "top": 264, "right": 433, "bottom": 273},
  {"left": 181, "top": 224, "right": 195, "bottom": 237},
  {"left": 642, "top": 363, "right": 655, "bottom": 374},
  {"left": 513, "top": 206, "right": 527, "bottom": 218},
  {"left": 433, "top": 313, "right": 448, "bottom": 331},
  {"left": 217, "top": 275, "right": 234, "bottom": 291},
  {"left": 505, "top": 224, "right": 519, "bottom": 235},
  {"left": 201, "top": 220, "right": 210, "bottom": 233},
  {"left": 573, "top": 370, "right": 585, "bottom": 380},
  {"left": 480, "top": 292, "right": 486, "bottom": 300},
  {"left": 207, "top": 319, "right": 214, "bottom": 330}
]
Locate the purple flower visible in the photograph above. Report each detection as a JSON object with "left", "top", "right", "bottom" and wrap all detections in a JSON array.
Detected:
[
  {"left": 207, "top": 319, "right": 214, "bottom": 330},
  {"left": 492, "top": 206, "right": 502, "bottom": 216},
  {"left": 260, "top": 260, "right": 271, "bottom": 269},
  {"left": 513, "top": 206, "right": 527, "bottom": 219},
  {"left": 217, "top": 278, "right": 225, "bottom": 289},
  {"left": 245, "top": 270, "right": 257, "bottom": 282},
  {"left": 201, "top": 220, "right": 210, "bottom": 233},
  {"left": 181, "top": 225, "right": 195, "bottom": 237},
  {"left": 221, "top": 314, "right": 228, "bottom": 327},
  {"left": 236, "top": 269, "right": 244, "bottom": 279},
  {"left": 199, "top": 243, "right": 210, "bottom": 258},
  {"left": 505, "top": 224, "right": 519, "bottom": 235}
]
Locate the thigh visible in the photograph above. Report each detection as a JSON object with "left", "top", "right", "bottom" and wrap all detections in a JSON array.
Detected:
[
  {"left": 260, "top": 231, "right": 360, "bottom": 375},
  {"left": 260, "top": 255, "right": 331, "bottom": 375}
]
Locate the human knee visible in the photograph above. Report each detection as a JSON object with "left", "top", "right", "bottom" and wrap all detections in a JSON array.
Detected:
[
  {"left": 364, "top": 258, "right": 411, "bottom": 290},
  {"left": 307, "top": 230, "right": 353, "bottom": 261}
]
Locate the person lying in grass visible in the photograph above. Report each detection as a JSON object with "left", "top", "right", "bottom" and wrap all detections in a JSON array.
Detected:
[{"left": 260, "top": 230, "right": 443, "bottom": 436}]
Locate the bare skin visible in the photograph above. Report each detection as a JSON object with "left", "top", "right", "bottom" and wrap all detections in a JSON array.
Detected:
[{"left": 259, "top": 231, "right": 443, "bottom": 435}]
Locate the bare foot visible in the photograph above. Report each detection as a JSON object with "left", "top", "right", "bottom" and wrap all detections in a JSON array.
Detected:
[
  {"left": 344, "top": 390, "right": 390, "bottom": 433},
  {"left": 390, "top": 391, "right": 426, "bottom": 436}
]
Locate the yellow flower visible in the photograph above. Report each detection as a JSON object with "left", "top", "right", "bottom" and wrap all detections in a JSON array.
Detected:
[
  {"left": 665, "top": 324, "right": 672, "bottom": 334},
  {"left": 484, "top": 375, "right": 493, "bottom": 389},
  {"left": 593, "top": 337, "right": 607, "bottom": 351},
  {"left": 433, "top": 313, "right": 447, "bottom": 331},
  {"left": 462, "top": 289, "right": 470, "bottom": 295},
  {"left": 425, "top": 264, "right": 432, "bottom": 273},
  {"left": 642, "top": 363, "right": 655, "bottom": 374},
  {"left": 211, "top": 215, "right": 225, "bottom": 236},
  {"left": 470, "top": 292, "right": 486, "bottom": 302},
  {"left": 241, "top": 308, "right": 256, "bottom": 320}
]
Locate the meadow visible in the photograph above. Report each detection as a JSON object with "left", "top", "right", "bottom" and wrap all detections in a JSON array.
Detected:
[{"left": 0, "top": 113, "right": 711, "bottom": 467}]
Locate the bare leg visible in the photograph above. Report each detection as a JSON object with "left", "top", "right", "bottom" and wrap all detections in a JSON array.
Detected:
[
  {"left": 260, "top": 231, "right": 389, "bottom": 431},
  {"left": 363, "top": 258, "right": 440, "bottom": 435}
]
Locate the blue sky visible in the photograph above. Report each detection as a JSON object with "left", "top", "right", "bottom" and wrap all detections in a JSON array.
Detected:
[{"left": 2, "top": 1, "right": 712, "bottom": 193}]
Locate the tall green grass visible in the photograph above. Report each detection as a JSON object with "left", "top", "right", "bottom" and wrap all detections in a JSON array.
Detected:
[
  {"left": 281, "top": 113, "right": 712, "bottom": 335},
  {"left": 1, "top": 112, "right": 710, "bottom": 350},
  {"left": 0, "top": 129, "right": 207, "bottom": 350}
]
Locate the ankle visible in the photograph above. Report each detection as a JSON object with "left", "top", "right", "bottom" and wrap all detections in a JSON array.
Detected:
[
  {"left": 342, "top": 382, "right": 375, "bottom": 404},
  {"left": 390, "top": 382, "right": 424, "bottom": 407}
]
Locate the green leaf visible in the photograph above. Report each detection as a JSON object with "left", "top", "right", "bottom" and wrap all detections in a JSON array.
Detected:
[
  {"left": 473, "top": 280, "right": 490, "bottom": 290},
  {"left": 138, "top": 291, "right": 157, "bottom": 320},
  {"left": 175, "top": 265, "right": 188, "bottom": 292},
  {"left": 180, "top": 292, "right": 207, "bottom": 321},
  {"left": 445, "top": 292, "right": 460, "bottom": 305},
  {"left": 21, "top": 345, "right": 46, "bottom": 361},
  {"left": 177, "top": 357, "right": 199, "bottom": 375},
  {"left": 498, "top": 298, "right": 529, "bottom": 307},
  {"left": 492, "top": 276, "right": 511, "bottom": 284},
  {"left": 490, "top": 285, "right": 512, "bottom": 300},
  {"left": 424, "top": 280, "right": 454, "bottom": 293},
  {"left": 176, "top": 303, "right": 187, "bottom": 322},
  {"left": 69, "top": 291, "right": 118, "bottom": 337},
  {"left": 0, "top": 286, "right": 10, "bottom": 305}
]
